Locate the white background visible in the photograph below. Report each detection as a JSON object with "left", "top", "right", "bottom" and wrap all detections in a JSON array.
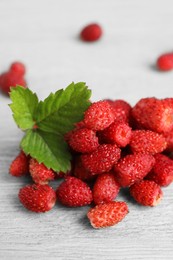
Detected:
[{"left": 0, "top": 0, "right": 173, "bottom": 259}]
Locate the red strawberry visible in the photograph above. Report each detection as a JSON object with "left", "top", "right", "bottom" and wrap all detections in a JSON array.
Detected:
[
  {"left": 156, "top": 53, "right": 173, "bottom": 71},
  {"left": 105, "top": 99, "right": 131, "bottom": 123},
  {"left": 0, "top": 71, "right": 26, "bottom": 95},
  {"left": 114, "top": 154, "right": 155, "bottom": 187},
  {"left": 87, "top": 201, "right": 128, "bottom": 228},
  {"left": 84, "top": 100, "right": 115, "bottom": 131},
  {"left": 92, "top": 172, "right": 120, "bottom": 205},
  {"left": 9, "top": 151, "right": 30, "bottom": 177},
  {"left": 80, "top": 23, "right": 102, "bottom": 42},
  {"left": 130, "top": 130, "right": 167, "bottom": 154},
  {"left": 56, "top": 176, "right": 93, "bottom": 207},
  {"left": 132, "top": 97, "right": 173, "bottom": 134},
  {"left": 146, "top": 154, "right": 173, "bottom": 186},
  {"left": 29, "top": 158, "right": 55, "bottom": 184},
  {"left": 18, "top": 184, "right": 56, "bottom": 212},
  {"left": 68, "top": 127, "right": 99, "bottom": 153},
  {"left": 81, "top": 144, "right": 121, "bottom": 175},
  {"left": 10, "top": 61, "right": 26, "bottom": 76},
  {"left": 129, "top": 180, "right": 163, "bottom": 206},
  {"left": 99, "top": 121, "right": 132, "bottom": 147}
]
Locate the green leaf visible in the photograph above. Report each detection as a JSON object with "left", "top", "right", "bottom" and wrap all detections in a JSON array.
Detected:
[
  {"left": 36, "top": 82, "right": 91, "bottom": 134},
  {"left": 9, "top": 86, "right": 39, "bottom": 130},
  {"left": 21, "top": 129, "right": 71, "bottom": 172}
]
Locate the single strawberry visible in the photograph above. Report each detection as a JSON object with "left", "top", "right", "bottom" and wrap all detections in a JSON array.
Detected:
[
  {"left": 84, "top": 100, "right": 115, "bottom": 131},
  {"left": 146, "top": 154, "right": 173, "bottom": 186},
  {"left": 9, "top": 151, "right": 30, "bottom": 177},
  {"left": 10, "top": 61, "right": 26, "bottom": 76},
  {"left": 80, "top": 23, "right": 102, "bottom": 42},
  {"left": 130, "top": 130, "right": 167, "bottom": 154},
  {"left": 29, "top": 158, "right": 55, "bottom": 184},
  {"left": 18, "top": 184, "right": 56, "bottom": 212},
  {"left": 68, "top": 127, "right": 99, "bottom": 153},
  {"left": 132, "top": 97, "right": 173, "bottom": 134},
  {"left": 56, "top": 176, "right": 93, "bottom": 207},
  {"left": 81, "top": 144, "right": 121, "bottom": 175},
  {"left": 87, "top": 201, "right": 128, "bottom": 228},
  {"left": 105, "top": 99, "right": 131, "bottom": 123},
  {"left": 129, "top": 180, "right": 163, "bottom": 206},
  {"left": 114, "top": 154, "right": 155, "bottom": 187},
  {"left": 156, "top": 53, "right": 173, "bottom": 71},
  {"left": 99, "top": 121, "right": 132, "bottom": 147},
  {"left": 0, "top": 71, "right": 26, "bottom": 94},
  {"left": 92, "top": 172, "right": 120, "bottom": 205}
]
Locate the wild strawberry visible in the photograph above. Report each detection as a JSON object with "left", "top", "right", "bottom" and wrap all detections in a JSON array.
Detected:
[
  {"left": 81, "top": 144, "right": 121, "bottom": 175},
  {"left": 73, "top": 157, "right": 95, "bottom": 181},
  {"left": 68, "top": 128, "right": 99, "bottom": 153},
  {"left": 129, "top": 180, "right": 163, "bottom": 206},
  {"left": 146, "top": 154, "right": 173, "bottom": 186},
  {"left": 10, "top": 62, "right": 26, "bottom": 76},
  {"left": 80, "top": 23, "right": 102, "bottom": 42},
  {"left": 132, "top": 97, "right": 173, "bottom": 134},
  {"left": 99, "top": 121, "right": 132, "bottom": 147},
  {"left": 29, "top": 158, "right": 55, "bottom": 184},
  {"left": 114, "top": 154, "right": 155, "bottom": 187},
  {"left": 87, "top": 201, "right": 128, "bottom": 228},
  {"left": 84, "top": 100, "right": 115, "bottom": 131},
  {"left": 9, "top": 151, "right": 29, "bottom": 177},
  {"left": 56, "top": 176, "right": 93, "bottom": 207},
  {"left": 0, "top": 71, "right": 26, "bottom": 94},
  {"left": 105, "top": 99, "right": 131, "bottom": 123},
  {"left": 18, "top": 184, "right": 56, "bottom": 212},
  {"left": 156, "top": 53, "right": 173, "bottom": 71},
  {"left": 130, "top": 130, "right": 167, "bottom": 154},
  {"left": 92, "top": 172, "right": 120, "bottom": 205}
]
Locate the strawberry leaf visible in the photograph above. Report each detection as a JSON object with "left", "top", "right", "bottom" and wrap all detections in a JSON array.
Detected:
[
  {"left": 21, "top": 129, "right": 71, "bottom": 172},
  {"left": 9, "top": 82, "right": 92, "bottom": 172},
  {"left": 9, "top": 86, "right": 38, "bottom": 130},
  {"left": 36, "top": 82, "right": 91, "bottom": 134}
]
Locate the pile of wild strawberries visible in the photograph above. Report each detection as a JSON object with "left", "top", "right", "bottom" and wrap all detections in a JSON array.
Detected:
[{"left": 9, "top": 98, "right": 173, "bottom": 228}]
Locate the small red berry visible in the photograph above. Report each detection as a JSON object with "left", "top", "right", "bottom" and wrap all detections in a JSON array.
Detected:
[
  {"left": 87, "top": 201, "right": 128, "bottom": 228},
  {"left": 146, "top": 154, "right": 173, "bottom": 186},
  {"left": 68, "top": 127, "right": 99, "bottom": 153},
  {"left": 0, "top": 71, "right": 26, "bottom": 94},
  {"left": 18, "top": 184, "right": 56, "bottom": 213},
  {"left": 84, "top": 100, "right": 115, "bottom": 131},
  {"left": 105, "top": 99, "right": 132, "bottom": 123},
  {"left": 9, "top": 151, "right": 30, "bottom": 177},
  {"left": 114, "top": 154, "right": 155, "bottom": 187},
  {"left": 130, "top": 130, "right": 167, "bottom": 154},
  {"left": 92, "top": 172, "right": 120, "bottom": 205},
  {"left": 80, "top": 23, "right": 102, "bottom": 42},
  {"left": 157, "top": 53, "right": 173, "bottom": 71},
  {"left": 99, "top": 121, "right": 132, "bottom": 147},
  {"left": 130, "top": 180, "right": 163, "bottom": 206},
  {"left": 29, "top": 158, "right": 55, "bottom": 185},
  {"left": 10, "top": 62, "right": 26, "bottom": 76},
  {"left": 81, "top": 144, "right": 121, "bottom": 175},
  {"left": 132, "top": 97, "right": 173, "bottom": 134},
  {"left": 56, "top": 176, "right": 93, "bottom": 207}
]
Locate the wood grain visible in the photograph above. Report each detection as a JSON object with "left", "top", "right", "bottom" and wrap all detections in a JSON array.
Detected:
[{"left": 1, "top": 0, "right": 173, "bottom": 259}]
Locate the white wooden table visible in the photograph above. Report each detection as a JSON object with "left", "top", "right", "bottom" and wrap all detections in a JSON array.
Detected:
[{"left": 1, "top": 0, "right": 173, "bottom": 259}]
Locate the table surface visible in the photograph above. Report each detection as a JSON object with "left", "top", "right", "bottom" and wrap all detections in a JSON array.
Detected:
[{"left": 1, "top": 0, "right": 173, "bottom": 259}]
